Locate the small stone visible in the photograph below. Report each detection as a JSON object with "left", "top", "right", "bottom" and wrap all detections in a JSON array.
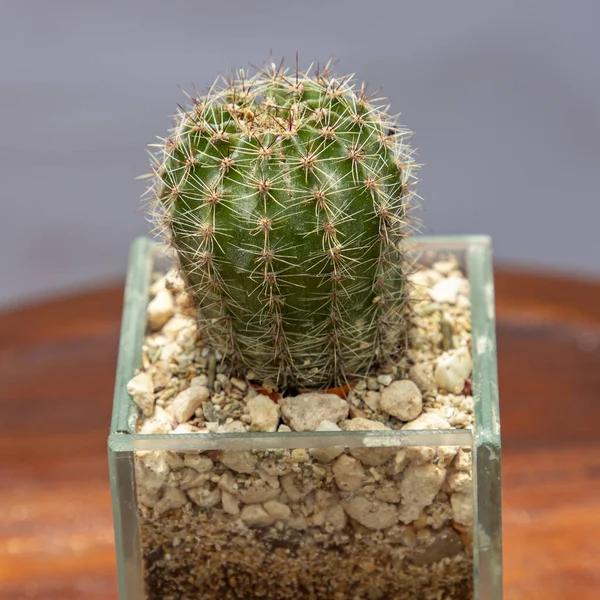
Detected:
[
  {"left": 325, "top": 504, "right": 347, "bottom": 531},
  {"left": 291, "top": 448, "right": 310, "bottom": 463},
  {"left": 170, "top": 386, "right": 210, "bottom": 423},
  {"left": 340, "top": 418, "right": 395, "bottom": 466},
  {"left": 247, "top": 395, "right": 280, "bottom": 432},
  {"left": 280, "top": 393, "right": 349, "bottom": 431},
  {"left": 221, "top": 490, "right": 240, "bottom": 515},
  {"left": 447, "top": 470, "right": 472, "bottom": 493},
  {"left": 343, "top": 497, "right": 397, "bottom": 530},
  {"left": 187, "top": 485, "right": 221, "bottom": 508},
  {"left": 397, "top": 463, "right": 446, "bottom": 524},
  {"left": 190, "top": 374, "right": 209, "bottom": 387},
  {"left": 230, "top": 377, "right": 248, "bottom": 392},
  {"left": 235, "top": 476, "right": 280, "bottom": 504},
  {"left": 428, "top": 276, "right": 465, "bottom": 305},
  {"left": 332, "top": 455, "right": 365, "bottom": 492},
  {"left": 374, "top": 485, "right": 402, "bottom": 503},
  {"left": 264, "top": 500, "right": 291, "bottom": 521},
  {"left": 451, "top": 491, "right": 473, "bottom": 526},
  {"left": 127, "top": 372, "right": 155, "bottom": 417},
  {"left": 183, "top": 455, "right": 213, "bottom": 473},
  {"left": 139, "top": 407, "right": 173, "bottom": 434},
  {"left": 409, "top": 363, "right": 437, "bottom": 396},
  {"left": 309, "top": 420, "right": 345, "bottom": 464},
  {"left": 435, "top": 347, "right": 473, "bottom": 393},
  {"left": 148, "top": 289, "right": 175, "bottom": 331},
  {"left": 220, "top": 451, "right": 257, "bottom": 474},
  {"left": 432, "top": 260, "right": 457, "bottom": 276},
  {"left": 363, "top": 391, "right": 381, "bottom": 412},
  {"left": 170, "top": 423, "right": 203, "bottom": 434},
  {"left": 380, "top": 380, "right": 423, "bottom": 422},
  {"left": 367, "top": 377, "right": 380, "bottom": 391},
  {"left": 240, "top": 504, "right": 276, "bottom": 528},
  {"left": 454, "top": 448, "right": 473, "bottom": 471},
  {"left": 377, "top": 374, "right": 393, "bottom": 387},
  {"left": 280, "top": 473, "right": 314, "bottom": 502},
  {"left": 402, "top": 412, "right": 451, "bottom": 431},
  {"left": 154, "top": 487, "right": 187, "bottom": 515}
]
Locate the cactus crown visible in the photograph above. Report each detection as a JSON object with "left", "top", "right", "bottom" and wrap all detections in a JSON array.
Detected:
[{"left": 147, "top": 60, "right": 417, "bottom": 390}]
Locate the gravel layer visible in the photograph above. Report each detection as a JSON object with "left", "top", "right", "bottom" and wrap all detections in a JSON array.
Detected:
[{"left": 131, "top": 255, "right": 475, "bottom": 599}]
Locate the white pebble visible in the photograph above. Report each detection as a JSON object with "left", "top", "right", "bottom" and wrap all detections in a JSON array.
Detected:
[
  {"left": 221, "top": 490, "right": 240, "bottom": 515},
  {"left": 428, "top": 276, "right": 464, "bottom": 305},
  {"left": 139, "top": 406, "right": 173, "bottom": 434},
  {"left": 187, "top": 485, "right": 221, "bottom": 508},
  {"left": 264, "top": 500, "right": 291, "bottom": 521},
  {"left": 247, "top": 395, "right": 280, "bottom": 432},
  {"left": 240, "top": 504, "right": 276, "bottom": 528},
  {"left": 147, "top": 289, "right": 174, "bottom": 331},
  {"left": 281, "top": 393, "right": 349, "bottom": 431},
  {"left": 332, "top": 455, "right": 365, "bottom": 492},
  {"left": 380, "top": 380, "right": 423, "bottom": 422},
  {"left": 402, "top": 412, "right": 451, "bottom": 431},
  {"left": 154, "top": 487, "right": 187, "bottom": 515},
  {"left": 235, "top": 476, "right": 280, "bottom": 504},
  {"left": 170, "top": 386, "right": 210, "bottom": 423},
  {"left": 220, "top": 451, "right": 257, "bottom": 474},
  {"left": 451, "top": 491, "right": 473, "bottom": 526},
  {"left": 309, "top": 420, "right": 344, "bottom": 464},
  {"left": 377, "top": 374, "right": 393, "bottom": 387},
  {"left": 127, "top": 372, "right": 155, "bottom": 416},
  {"left": 408, "top": 363, "right": 437, "bottom": 396},
  {"left": 343, "top": 497, "right": 397, "bottom": 530},
  {"left": 397, "top": 463, "right": 446, "bottom": 524},
  {"left": 435, "top": 347, "right": 473, "bottom": 393},
  {"left": 340, "top": 418, "right": 395, "bottom": 466}
]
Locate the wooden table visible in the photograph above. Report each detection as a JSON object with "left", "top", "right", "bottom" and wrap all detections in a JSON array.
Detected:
[{"left": 1, "top": 269, "right": 599, "bottom": 599}]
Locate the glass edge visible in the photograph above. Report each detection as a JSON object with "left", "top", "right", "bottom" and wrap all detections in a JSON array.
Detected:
[{"left": 110, "top": 237, "right": 154, "bottom": 434}]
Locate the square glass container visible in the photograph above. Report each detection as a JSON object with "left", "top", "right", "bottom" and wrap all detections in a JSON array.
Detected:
[{"left": 108, "top": 235, "right": 502, "bottom": 600}]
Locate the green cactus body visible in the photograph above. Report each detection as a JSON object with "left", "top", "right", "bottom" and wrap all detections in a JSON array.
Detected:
[{"left": 149, "top": 63, "right": 416, "bottom": 389}]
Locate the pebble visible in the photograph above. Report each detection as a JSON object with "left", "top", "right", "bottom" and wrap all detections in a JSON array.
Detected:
[
  {"left": 221, "top": 490, "right": 240, "bottom": 515},
  {"left": 454, "top": 448, "right": 473, "bottom": 471},
  {"left": 170, "top": 386, "right": 210, "bottom": 423},
  {"left": 127, "top": 372, "right": 155, "bottom": 416},
  {"left": 332, "top": 455, "right": 365, "bottom": 492},
  {"left": 435, "top": 347, "right": 473, "bottom": 393},
  {"left": 377, "top": 374, "right": 393, "bottom": 387},
  {"left": 264, "top": 500, "right": 291, "bottom": 521},
  {"left": 367, "top": 377, "right": 380, "bottom": 391},
  {"left": 325, "top": 504, "right": 347, "bottom": 531},
  {"left": 190, "top": 374, "right": 209, "bottom": 387},
  {"left": 450, "top": 491, "right": 473, "bottom": 527},
  {"left": 139, "top": 406, "right": 173, "bottom": 434},
  {"left": 309, "top": 420, "right": 345, "bottom": 464},
  {"left": 280, "top": 393, "right": 349, "bottom": 431},
  {"left": 363, "top": 391, "right": 381, "bottom": 412},
  {"left": 187, "top": 485, "right": 221, "bottom": 508},
  {"left": 220, "top": 451, "right": 257, "bottom": 474},
  {"left": 340, "top": 418, "right": 395, "bottom": 466},
  {"left": 432, "top": 260, "right": 457, "bottom": 276},
  {"left": 230, "top": 377, "right": 248, "bottom": 392},
  {"left": 402, "top": 412, "right": 451, "bottom": 431},
  {"left": 447, "top": 471, "right": 472, "bottom": 493},
  {"left": 235, "top": 476, "right": 280, "bottom": 504},
  {"left": 247, "top": 395, "right": 280, "bottom": 432},
  {"left": 428, "top": 276, "right": 465, "bottom": 305},
  {"left": 397, "top": 463, "right": 446, "bottom": 524},
  {"left": 380, "top": 380, "right": 423, "bottom": 422},
  {"left": 343, "top": 497, "right": 397, "bottom": 530},
  {"left": 408, "top": 363, "right": 437, "bottom": 396},
  {"left": 240, "top": 504, "right": 276, "bottom": 528},
  {"left": 183, "top": 455, "right": 213, "bottom": 473},
  {"left": 154, "top": 487, "right": 187, "bottom": 515},
  {"left": 147, "top": 289, "right": 175, "bottom": 331}
]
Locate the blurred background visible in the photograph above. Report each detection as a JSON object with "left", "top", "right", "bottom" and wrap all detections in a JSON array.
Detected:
[{"left": 1, "top": 0, "right": 599, "bottom": 310}]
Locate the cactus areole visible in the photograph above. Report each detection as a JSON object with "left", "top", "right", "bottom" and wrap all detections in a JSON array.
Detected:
[{"left": 148, "top": 61, "right": 417, "bottom": 390}]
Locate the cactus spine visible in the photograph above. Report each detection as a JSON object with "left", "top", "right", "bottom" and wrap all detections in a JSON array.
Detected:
[{"left": 148, "top": 61, "right": 417, "bottom": 389}]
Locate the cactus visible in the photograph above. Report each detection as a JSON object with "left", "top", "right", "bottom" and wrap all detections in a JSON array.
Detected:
[{"left": 147, "top": 61, "right": 417, "bottom": 389}]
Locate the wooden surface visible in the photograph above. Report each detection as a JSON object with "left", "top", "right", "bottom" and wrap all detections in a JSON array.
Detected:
[{"left": 1, "top": 268, "right": 599, "bottom": 599}]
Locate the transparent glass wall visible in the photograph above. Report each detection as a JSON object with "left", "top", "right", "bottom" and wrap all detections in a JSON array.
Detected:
[{"left": 109, "top": 236, "right": 502, "bottom": 600}]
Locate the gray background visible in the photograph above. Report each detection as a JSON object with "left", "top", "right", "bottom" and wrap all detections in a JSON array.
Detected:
[{"left": 1, "top": 0, "right": 599, "bottom": 309}]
